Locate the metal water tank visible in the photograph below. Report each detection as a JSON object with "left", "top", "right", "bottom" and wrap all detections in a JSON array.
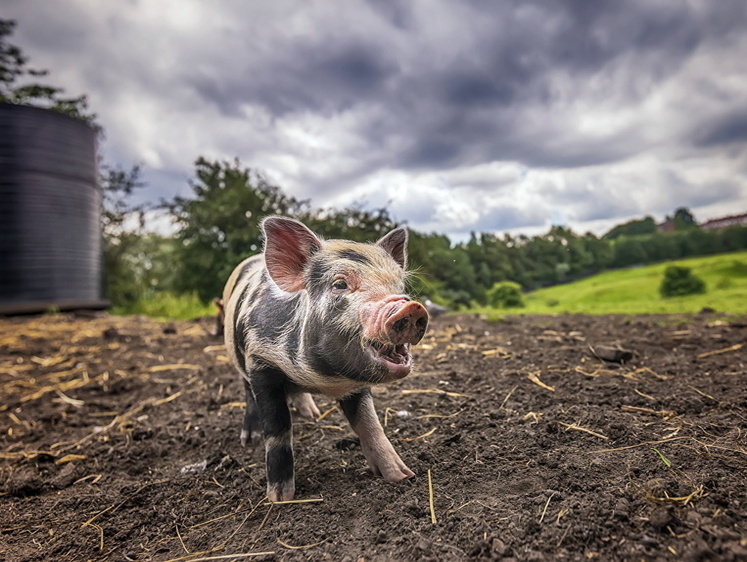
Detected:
[{"left": 0, "top": 103, "right": 107, "bottom": 314}]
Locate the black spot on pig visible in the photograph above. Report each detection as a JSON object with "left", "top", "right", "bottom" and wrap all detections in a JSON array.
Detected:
[
  {"left": 336, "top": 249, "right": 372, "bottom": 265},
  {"left": 247, "top": 288, "right": 299, "bottom": 343}
]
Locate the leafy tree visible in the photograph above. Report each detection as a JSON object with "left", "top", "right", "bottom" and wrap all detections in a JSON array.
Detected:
[
  {"left": 0, "top": 19, "right": 95, "bottom": 124},
  {"left": 672, "top": 207, "right": 697, "bottom": 230},
  {"left": 101, "top": 164, "right": 149, "bottom": 306},
  {"left": 611, "top": 237, "right": 648, "bottom": 268},
  {"left": 168, "top": 157, "right": 309, "bottom": 302},
  {"left": 604, "top": 216, "right": 657, "bottom": 240},
  {"left": 659, "top": 265, "right": 706, "bottom": 298},
  {"left": 301, "top": 205, "right": 399, "bottom": 243}
]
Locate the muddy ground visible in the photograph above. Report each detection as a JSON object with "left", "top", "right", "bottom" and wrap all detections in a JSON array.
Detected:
[{"left": 1, "top": 311, "right": 746, "bottom": 561}]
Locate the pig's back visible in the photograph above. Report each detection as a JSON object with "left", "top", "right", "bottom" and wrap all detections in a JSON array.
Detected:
[{"left": 223, "top": 255, "right": 264, "bottom": 375}]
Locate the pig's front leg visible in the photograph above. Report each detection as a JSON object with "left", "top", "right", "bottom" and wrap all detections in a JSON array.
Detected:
[
  {"left": 339, "top": 389, "right": 414, "bottom": 482},
  {"left": 250, "top": 366, "right": 295, "bottom": 501}
]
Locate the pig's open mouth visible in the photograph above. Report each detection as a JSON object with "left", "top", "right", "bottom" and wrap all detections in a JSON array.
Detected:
[{"left": 364, "top": 339, "right": 412, "bottom": 377}]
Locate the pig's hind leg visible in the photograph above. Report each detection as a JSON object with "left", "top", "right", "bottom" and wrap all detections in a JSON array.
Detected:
[
  {"left": 240, "top": 379, "right": 262, "bottom": 447},
  {"left": 288, "top": 392, "right": 321, "bottom": 420},
  {"left": 339, "top": 389, "right": 414, "bottom": 482}
]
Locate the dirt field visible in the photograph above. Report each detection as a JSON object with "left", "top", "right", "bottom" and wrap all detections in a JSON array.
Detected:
[{"left": 1, "top": 311, "right": 746, "bottom": 561}]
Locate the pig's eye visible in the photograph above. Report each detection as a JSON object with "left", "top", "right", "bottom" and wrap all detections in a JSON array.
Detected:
[{"left": 332, "top": 279, "right": 349, "bottom": 291}]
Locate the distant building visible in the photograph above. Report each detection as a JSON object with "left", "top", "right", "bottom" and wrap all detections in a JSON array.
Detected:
[
  {"left": 657, "top": 219, "right": 677, "bottom": 232},
  {"left": 699, "top": 213, "right": 747, "bottom": 230}
]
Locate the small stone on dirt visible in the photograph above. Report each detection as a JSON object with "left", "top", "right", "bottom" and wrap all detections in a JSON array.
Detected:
[
  {"left": 649, "top": 507, "right": 673, "bottom": 531},
  {"left": 590, "top": 344, "right": 634, "bottom": 363}
]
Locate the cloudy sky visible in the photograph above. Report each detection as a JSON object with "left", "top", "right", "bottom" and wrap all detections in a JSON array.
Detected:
[{"left": 6, "top": 0, "right": 747, "bottom": 241}]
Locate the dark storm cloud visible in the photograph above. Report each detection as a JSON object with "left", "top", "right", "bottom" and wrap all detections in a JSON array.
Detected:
[
  {"left": 694, "top": 113, "right": 747, "bottom": 147},
  {"left": 167, "top": 0, "right": 747, "bottom": 179},
  {"left": 364, "top": 0, "right": 414, "bottom": 31},
  {"left": 5, "top": 0, "right": 746, "bottom": 239}
]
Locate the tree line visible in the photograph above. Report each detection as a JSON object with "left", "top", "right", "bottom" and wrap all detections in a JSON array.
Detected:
[{"left": 105, "top": 158, "right": 747, "bottom": 310}]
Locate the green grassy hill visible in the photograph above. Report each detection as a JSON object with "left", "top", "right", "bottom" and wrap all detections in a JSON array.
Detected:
[{"left": 483, "top": 250, "right": 747, "bottom": 315}]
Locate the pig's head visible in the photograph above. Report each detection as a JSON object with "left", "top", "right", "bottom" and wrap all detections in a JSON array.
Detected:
[{"left": 262, "top": 216, "right": 429, "bottom": 385}]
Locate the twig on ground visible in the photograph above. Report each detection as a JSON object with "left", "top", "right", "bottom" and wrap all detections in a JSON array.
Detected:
[
  {"left": 559, "top": 422, "right": 608, "bottom": 440},
  {"left": 500, "top": 386, "right": 517, "bottom": 409},
  {"left": 527, "top": 372, "right": 555, "bottom": 392},
  {"left": 277, "top": 539, "right": 325, "bottom": 550},
  {"left": 401, "top": 427, "right": 437, "bottom": 442},
  {"left": 539, "top": 492, "right": 557, "bottom": 524},
  {"left": 697, "top": 343, "right": 743, "bottom": 359},
  {"left": 427, "top": 469, "right": 437, "bottom": 524},
  {"left": 402, "top": 388, "right": 471, "bottom": 398},
  {"left": 261, "top": 498, "right": 324, "bottom": 506}
]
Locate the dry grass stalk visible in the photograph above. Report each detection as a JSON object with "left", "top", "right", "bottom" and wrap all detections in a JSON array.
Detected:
[
  {"left": 54, "top": 454, "right": 87, "bottom": 465},
  {"left": 696, "top": 342, "right": 743, "bottom": 359},
  {"left": 162, "top": 551, "right": 275, "bottom": 562},
  {"left": 219, "top": 401, "right": 246, "bottom": 409},
  {"left": 74, "top": 474, "right": 102, "bottom": 485},
  {"left": 575, "top": 366, "right": 624, "bottom": 378},
  {"left": 523, "top": 412, "right": 543, "bottom": 422},
  {"left": 688, "top": 386, "right": 717, "bottom": 401},
  {"left": 427, "top": 469, "right": 437, "bottom": 524},
  {"left": 500, "top": 386, "right": 517, "bottom": 408},
  {"left": 262, "top": 497, "right": 324, "bottom": 506},
  {"left": 191, "top": 499, "right": 263, "bottom": 530},
  {"left": 415, "top": 410, "right": 464, "bottom": 420},
  {"left": 527, "top": 372, "right": 555, "bottom": 392},
  {"left": 401, "top": 427, "right": 437, "bottom": 442},
  {"left": 591, "top": 436, "right": 693, "bottom": 454},
  {"left": 316, "top": 406, "right": 337, "bottom": 422},
  {"left": 632, "top": 388, "right": 656, "bottom": 401},
  {"left": 559, "top": 422, "right": 608, "bottom": 440},
  {"left": 149, "top": 364, "right": 202, "bottom": 372},
  {"left": 632, "top": 367, "right": 669, "bottom": 380},
  {"left": 277, "top": 538, "right": 325, "bottom": 550},
  {"left": 401, "top": 388, "right": 471, "bottom": 398},
  {"left": 650, "top": 484, "right": 707, "bottom": 506},
  {"left": 481, "top": 347, "right": 511, "bottom": 357},
  {"left": 81, "top": 520, "right": 105, "bottom": 551},
  {"left": 621, "top": 405, "right": 677, "bottom": 419},
  {"left": 539, "top": 491, "right": 557, "bottom": 524},
  {"left": 176, "top": 525, "right": 190, "bottom": 554}
]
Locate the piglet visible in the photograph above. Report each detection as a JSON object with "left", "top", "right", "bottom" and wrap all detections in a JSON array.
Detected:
[{"left": 222, "top": 216, "right": 429, "bottom": 501}]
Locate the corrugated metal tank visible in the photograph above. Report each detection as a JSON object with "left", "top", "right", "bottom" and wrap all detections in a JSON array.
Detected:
[{"left": 0, "top": 103, "right": 107, "bottom": 314}]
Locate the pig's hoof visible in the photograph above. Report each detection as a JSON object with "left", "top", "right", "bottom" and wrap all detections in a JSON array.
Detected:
[
  {"left": 370, "top": 455, "right": 415, "bottom": 482},
  {"left": 381, "top": 464, "right": 415, "bottom": 483},
  {"left": 289, "top": 393, "right": 321, "bottom": 420},
  {"left": 267, "top": 480, "right": 295, "bottom": 502},
  {"left": 240, "top": 428, "right": 262, "bottom": 448}
]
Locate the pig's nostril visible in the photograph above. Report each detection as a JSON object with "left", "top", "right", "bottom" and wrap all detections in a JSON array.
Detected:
[
  {"left": 392, "top": 317, "right": 409, "bottom": 332},
  {"left": 416, "top": 316, "right": 427, "bottom": 330}
]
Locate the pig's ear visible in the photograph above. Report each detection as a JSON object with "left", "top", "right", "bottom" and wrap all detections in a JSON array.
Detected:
[
  {"left": 377, "top": 227, "right": 408, "bottom": 269},
  {"left": 262, "top": 217, "right": 322, "bottom": 292}
]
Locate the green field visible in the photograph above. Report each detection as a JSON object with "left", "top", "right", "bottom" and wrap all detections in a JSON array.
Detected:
[{"left": 480, "top": 251, "right": 747, "bottom": 316}]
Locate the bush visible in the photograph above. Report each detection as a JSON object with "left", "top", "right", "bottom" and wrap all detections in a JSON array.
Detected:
[
  {"left": 111, "top": 291, "right": 214, "bottom": 320},
  {"left": 659, "top": 265, "right": 706, "bottom": 298},
  {"left": 488, "top": 281, "right": 525, "bottom": 308}
]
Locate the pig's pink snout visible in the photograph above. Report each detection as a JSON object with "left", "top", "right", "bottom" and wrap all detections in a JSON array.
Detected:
[{"left": 385, "top": 301, "right": 429, "bottom": 345}]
